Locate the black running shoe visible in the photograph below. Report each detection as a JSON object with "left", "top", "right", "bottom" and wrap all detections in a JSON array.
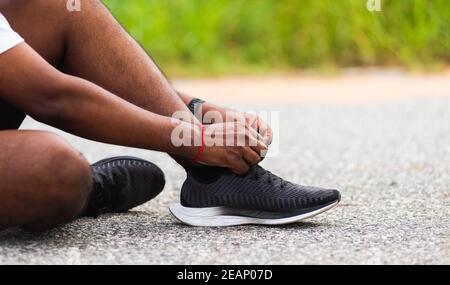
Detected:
[
  {"left": 83, "top": 156, "right": 165, "bottom": 218},
  {"left": 170, "top": 165, "right": 340, "bottom": 226}
]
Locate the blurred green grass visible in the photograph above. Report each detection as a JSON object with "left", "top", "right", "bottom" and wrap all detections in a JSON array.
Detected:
[{"left": 103, "top": 0, "right": 450, "bottom": 76}]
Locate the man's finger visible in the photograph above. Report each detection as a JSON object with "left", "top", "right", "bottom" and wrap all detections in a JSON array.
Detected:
[
  {"left": 242, "top": 147, "right": 262, "bottom": 166},
  {"left": 263, "top": 127, "right": 273, "bottom": 146},
  {"left": 230, "top": 158, "right": 250, "bottom": 175},
  {"left": 246, "top": 133, "right": 268, "bottom": 156}
]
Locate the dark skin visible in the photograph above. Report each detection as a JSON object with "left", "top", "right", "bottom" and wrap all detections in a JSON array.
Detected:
[{"left": 0, "top": 0, "right": 273, "bottom": 231}]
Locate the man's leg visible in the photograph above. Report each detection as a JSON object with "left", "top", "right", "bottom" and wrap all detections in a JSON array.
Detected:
[
  {"left": 0, "top": 0, "right": 66, "bottom": 67},
  {"left": 2, "top": 0, "right": 192, "bottom": 117},
  {"left": 0, "top": 130, "right": 92, "bottom": 231},
  {"left": 62, "top": 0, "right": 190, "bottom": 117}
]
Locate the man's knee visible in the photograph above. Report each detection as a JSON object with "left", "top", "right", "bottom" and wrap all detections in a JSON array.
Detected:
[{"left": 36, "top": 132, "right": 92, "bottom": 219}]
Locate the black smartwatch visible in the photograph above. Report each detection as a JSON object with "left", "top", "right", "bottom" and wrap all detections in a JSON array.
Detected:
[{"left": 188, "top": 98, "right": 205, "bottom": 115}]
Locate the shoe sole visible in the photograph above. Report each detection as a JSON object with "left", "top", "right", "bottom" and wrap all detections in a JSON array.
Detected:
[{"left": 169, "top": 200, "right": 340, "bottom": 227}]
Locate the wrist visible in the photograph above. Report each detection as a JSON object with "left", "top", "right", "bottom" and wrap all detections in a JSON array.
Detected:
[
  {"left": 168, "top": 119, "right": 203, "bottom": 160},
  {"left": 193, "top": 125, "right": 205, "bottom": 163},
  {"left": 187, "top": 98, "right": 205, "bottom": 116}
]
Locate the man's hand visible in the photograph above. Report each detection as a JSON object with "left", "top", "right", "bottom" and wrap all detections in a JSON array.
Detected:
[
  {"left": 211, "top": 110, "right": 273, "bottom": 147},
  {"left": 177, "top": 92, "right": 274, "bottom": 147},
  {"left": 238, "top": 112, "right": 273, "bottom": 146},
  {"left": 197, "top": 121, "right": 268, "bottom": 175}
]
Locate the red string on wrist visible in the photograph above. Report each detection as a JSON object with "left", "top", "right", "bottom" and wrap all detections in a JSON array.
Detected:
[{"left": 193, "top": 126, "right": 205, "bottom": 163}]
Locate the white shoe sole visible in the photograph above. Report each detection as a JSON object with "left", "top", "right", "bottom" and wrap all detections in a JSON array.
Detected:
[{"left": 169, "top": 201, "right": 340, "bottom": 227}]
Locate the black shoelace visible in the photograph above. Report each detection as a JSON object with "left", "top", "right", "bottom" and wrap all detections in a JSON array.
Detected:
[{"left": 249, "top": 166, "right": 288, "bottom": 188}]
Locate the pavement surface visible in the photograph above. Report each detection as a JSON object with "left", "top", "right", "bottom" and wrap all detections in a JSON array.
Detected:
[{"left": 0, "top": 72, "right": 449, "bottom": 264}]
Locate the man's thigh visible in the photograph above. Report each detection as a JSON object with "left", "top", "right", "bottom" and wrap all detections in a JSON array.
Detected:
[{"left": 0, "top": 0, "right": 67, "bottom": 66}]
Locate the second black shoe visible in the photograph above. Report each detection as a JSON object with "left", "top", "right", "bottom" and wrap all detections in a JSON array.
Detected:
[
  {"left": 83, "top": 156, "right": 166, "bottom": 218},
  {"left": 170, "top": 165, "right": 340, "bottom": 226}
]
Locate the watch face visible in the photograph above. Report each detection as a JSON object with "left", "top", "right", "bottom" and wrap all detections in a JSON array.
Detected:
[{"left": 189, "top": 99, "right": 205, "bottom": 115}]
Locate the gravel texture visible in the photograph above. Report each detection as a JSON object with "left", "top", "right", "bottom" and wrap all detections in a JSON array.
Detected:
[{"left": 0, "top": 97, "right": 449, "bottom": 265}]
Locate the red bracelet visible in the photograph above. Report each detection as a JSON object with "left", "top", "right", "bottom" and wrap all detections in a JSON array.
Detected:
[{"left": 193, "top": 126, "right": 205, "bottom": 163}]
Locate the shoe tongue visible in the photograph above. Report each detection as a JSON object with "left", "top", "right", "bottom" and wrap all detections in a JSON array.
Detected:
[{"left": 185, "top": 165, "right": 227, "bottom": 183}]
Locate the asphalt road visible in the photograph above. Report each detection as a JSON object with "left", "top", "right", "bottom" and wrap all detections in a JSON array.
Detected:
[{"left": 0, "top": 90, "right": 449, "bottom": 264}]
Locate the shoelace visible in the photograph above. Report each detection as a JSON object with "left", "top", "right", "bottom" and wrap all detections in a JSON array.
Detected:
[{"left": 250, "top": 166, "right": 288, "bottom": 188}]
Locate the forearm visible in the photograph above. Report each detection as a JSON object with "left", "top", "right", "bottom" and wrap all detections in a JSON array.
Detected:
[
  {"left": 0, "top": 44, "right": 200, "bottom": 158},
  {"left": 40, "top": 75, "right": 199, "bottom": 159}
]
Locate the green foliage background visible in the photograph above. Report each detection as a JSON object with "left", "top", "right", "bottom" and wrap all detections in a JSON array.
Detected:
[{"left": 103, "top": 0, "right": 450, "bottom": 76}]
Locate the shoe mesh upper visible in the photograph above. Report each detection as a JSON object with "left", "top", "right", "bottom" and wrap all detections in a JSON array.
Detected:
[
  {"left": 181, "top": 166, "right": 340, "bottom": 212},
  {"left": 83, "top": 157, "right": 165, "bottom": 217}
]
